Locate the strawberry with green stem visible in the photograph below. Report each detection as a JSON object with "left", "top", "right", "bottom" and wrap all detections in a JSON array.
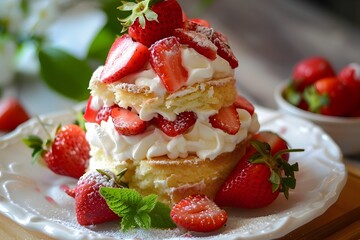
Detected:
[
  {"left": 304, "top": 77, "right": 355, "bottom": 117},
  {"left": 119, "top": 0, "right": 183, "bottom": 47},
  {"left": 23, "top": 119, "right": 90, "bottom": 179},
  {"left": 214, "top": 131, "right": 303, "bottom": 209}
]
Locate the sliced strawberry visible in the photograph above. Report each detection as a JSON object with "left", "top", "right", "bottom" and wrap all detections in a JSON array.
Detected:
[
  {"left": 209, "top": 105, "right": 240, "bottom": 135},
  {"left": 174, "top": 28, "right": 217, "bottom": 60},
  {"left": 170, "top": 194, "right": 227, "bottom": 232},
  {"left": 0, "top": 97, "right": 30, "bottom": 132},
  {"left": 96, "top": 105, "right": 115, "bottom": 124},
  {"left": 185, "top": 20, "right": 214, "bottom": 39},
  {"left": 100, "top": 34, "right": 149, "bottom": 84},
  {"left": 152, "top": 111, "right": 197, "bottom": 137},
  {"left": 211, "top": 31, "right": 238, "bottom": 68},
  {"left": 111, "top": 106, "right": 147, "bottom": 136},
  {"left": 185, "top": 21, "right": 238, "bottom": 68},
  {"left": 233, "top": 95, "right": 255, "bottom": 115},
  {"left": 149, "top": 37, "right": 188, "bottom": 93},
  {"left": 83, "top": 96, "right": 98, "bottom": 123},
  {"left": 188, "top": 18, "right": 211, "bottom": 27}
]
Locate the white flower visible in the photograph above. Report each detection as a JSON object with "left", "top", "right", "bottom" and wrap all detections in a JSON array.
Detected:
[
  {"left": 0, "top": 36, "right": 16, "bottom": 86},
  {"left": 0, "top": 0, "right": 24, "bottom": 34}
]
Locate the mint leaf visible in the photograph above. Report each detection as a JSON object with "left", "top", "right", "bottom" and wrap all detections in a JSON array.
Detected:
[
  {"left": 38, "top": 46, "right": 92, "bottom": 101},
  {"left": 135, "top": 212, "right": 151, "bottom": 229},
  {"left": 149, "top": 201, "right": 177, "bottom": 229},
  {"left": 100, "top": 187, "right": 176, "bottom": 231},
  {"left": 100, "top": 188, "right": 142, "bottom": 216},
  {"left": 138, "top": 194, "right": 157, "bottom": 213}
]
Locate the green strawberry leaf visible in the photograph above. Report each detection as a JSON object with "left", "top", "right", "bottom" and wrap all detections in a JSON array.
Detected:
[
  {"left": 38, "top": 46, "right": 92, "bottom": 101},
  {"left": 100, "top": 187, "right": 175, "bottom": 232}
]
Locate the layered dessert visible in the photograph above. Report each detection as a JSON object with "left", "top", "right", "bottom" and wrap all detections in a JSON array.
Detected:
[{"left": 84, "top": 0, "right": 260, "bottom": 206}]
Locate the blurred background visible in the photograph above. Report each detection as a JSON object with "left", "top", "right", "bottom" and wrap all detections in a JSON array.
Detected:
[{"left": 1, "top": 0, "right": 359, "bottom": 116}]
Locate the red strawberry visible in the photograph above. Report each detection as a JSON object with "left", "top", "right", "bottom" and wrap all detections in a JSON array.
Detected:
[
  {"left": 111, "top": 106, "right": 147, "bottom": 136},
  {"left": 211, "top": 31, "right": 238, "bottom": 68},
  {"left": 214, "top": 131, "right": 301, "bottom": 209},
  {"left": 100, "top": 34, "right": 149, "bottom": 84},
  {"left": 252, "top": 131, "right": 290, "bottom": 161},
  {"left": 304, "top": 77, "right": 355, "bottom": 116},
  {"left": 170, "top": 194, "right": 227, "bottom": 232},
  {"left": 292, "top": 56, "right": 335, "bottom": 91},
  {"left": 174, "top": 28, "right": 217, "bottom": 60},
  {"left": 186, "top": 21, "right": 238, "bottom": 68},
  {"left": 96, "top": 105, "right": 116, "bottom": 123},
  {"left": 149, "top": 36, "right": 188, "bottom": 93},
  {"left": 338, "top": 63, "right": 360, "bottom": 108},
  {"left": 188, "top": 18, "right": 211, "bottom": 27},
  {"left": 119, "top": 0, "right": 183, "bottom": 47},
  {"left": 67, "top": 169, "right": 127, "bottom": 225},
  {"left": 209, "top": 105, "right": 240, "bottom": 135},
  {"left": 83, "top": 96, "right": 98, "bottom": 123},
  {"left": 0, "top": 97, "right": 30, "bottom": 132},
  {"left": 23, "top": 124, "right": 90, "bottom": 179},
  {"left": 233, "top": 95, "right": 255, "bottom": 115},
  {"left": 152, "top": 111, "right": 197, "bottom": 137}
]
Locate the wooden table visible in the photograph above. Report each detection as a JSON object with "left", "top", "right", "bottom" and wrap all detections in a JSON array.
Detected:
[{"left": 1, "top": 162, "right": 359, "bottom": 240}]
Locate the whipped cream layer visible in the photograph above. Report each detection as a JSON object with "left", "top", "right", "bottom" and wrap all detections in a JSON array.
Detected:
[
  {"left": 86, "top": 108, "right": 260, "bottom": 167},
  {"left": 89, "top": 46, "right": 234, "bottom": 120}
]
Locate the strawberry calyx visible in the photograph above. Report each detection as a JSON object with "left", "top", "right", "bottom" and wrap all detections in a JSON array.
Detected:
[
  {"left": 118, "top": 0, "right": 162, "bottom": 33},
  {"left": 303, "top": 85, "right": 330, "bottom": 113},
  {"left": 249, "top": 140, "right": 302, "bottom": 199},
  {"left": 96, "top": 168, "right": 129, "bottom": 189},
  {"left": 23, "top": 120, "right": 60, "bottom": 165}
]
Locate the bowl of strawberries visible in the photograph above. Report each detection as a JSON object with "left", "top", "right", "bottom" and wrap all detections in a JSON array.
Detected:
[{"left": 275, "top": 56, "right": 360, "bottom": 156}]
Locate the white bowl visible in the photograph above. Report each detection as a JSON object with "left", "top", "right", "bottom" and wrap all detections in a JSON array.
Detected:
[{"left": 274, "top": 82, "right": 360, "bottom": 156}]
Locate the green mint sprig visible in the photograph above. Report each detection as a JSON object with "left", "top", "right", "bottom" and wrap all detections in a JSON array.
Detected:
[{"left": 100, "top": 187, "right": 176, "bottom": 232}]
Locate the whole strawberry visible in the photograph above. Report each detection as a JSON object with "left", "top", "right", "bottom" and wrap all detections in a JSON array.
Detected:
[
  {"left": 65, "top": 169, "right": 127, "bottom": 226},
  {"left": 119, "top": 0, "right": 183, "bottom": 47},
  {"left": 214, "top": 131, "right": 302, "bottom": 209},
  {"left": 292, "top": 56, "right": 335, "bottom": 92},
  {"left": 338, "top": 63, "right": 360, "bottom": 109},
  {"left": 0, "top": 97, "right": 30, "bottom": 132},
  {"left": 23, "top": 124, "right": 90, "bottom": 179},
  {"left": 304, "top": 77, "right": 355, "bottom": 116}
]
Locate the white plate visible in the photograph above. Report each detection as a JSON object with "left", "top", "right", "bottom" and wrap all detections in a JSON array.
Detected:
[{"left": 0, "top": 106, "right": 347, "bottom": 240}]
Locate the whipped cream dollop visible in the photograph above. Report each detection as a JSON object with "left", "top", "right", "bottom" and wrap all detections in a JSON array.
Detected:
[{"left": 86, "top": 109, "right": 260, "bottom": 164}]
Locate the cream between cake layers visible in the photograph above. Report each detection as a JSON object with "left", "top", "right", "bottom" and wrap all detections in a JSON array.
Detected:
[{"left": 83, "top": 1, "right": 260, "bottom": 205}]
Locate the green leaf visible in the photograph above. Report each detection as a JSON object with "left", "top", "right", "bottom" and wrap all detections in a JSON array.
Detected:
[
  {"left": 138, "top": 194, "right": 157, "bottom": 213},
  {"left": 149, "top": 201, "right": 176, "bottom": 229},
  {"left": 87, "top": 28, "right": 115, "bottom": 62},
  {"left": 100, "top": 187, "right": 175, "bottom": 231},
  {"left": 135, "top": 212, "right": 151, "bottom": 229},
  {"left": 100, "top": 188, "right": 142, "bottom": 216},
  {"left": 121, "top": 214, "right": 138, "bottom": 232},
  {"left": 38, "top": 46, "right": 92, "bottom": 101},
  {"left": 269, "top": 169, "right": 281, "bottom": 192}
]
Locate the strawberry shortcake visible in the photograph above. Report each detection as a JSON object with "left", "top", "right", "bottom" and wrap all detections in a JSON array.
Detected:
[{"left": 83, "top": 0, "right": 260, "bottom": 206}]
